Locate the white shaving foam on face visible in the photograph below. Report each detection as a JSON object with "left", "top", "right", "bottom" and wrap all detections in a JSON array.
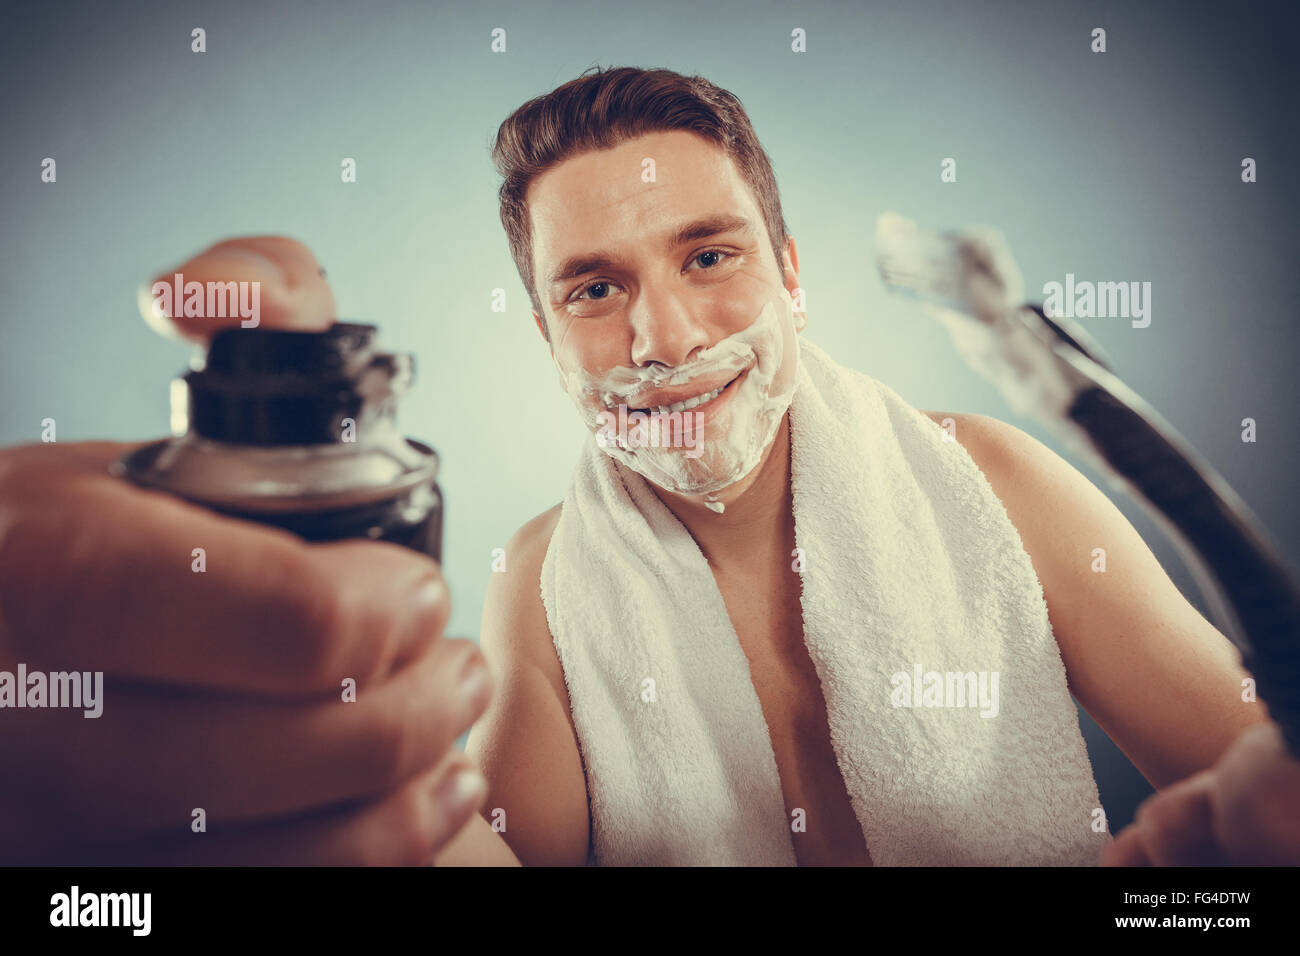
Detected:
[{"left": 559, "top": 295, "right": 799, "bottom": 503}]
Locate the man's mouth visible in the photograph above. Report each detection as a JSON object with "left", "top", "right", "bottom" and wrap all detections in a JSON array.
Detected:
[{"left": 627, "top": 370, "right": 745, "bottom": 416}]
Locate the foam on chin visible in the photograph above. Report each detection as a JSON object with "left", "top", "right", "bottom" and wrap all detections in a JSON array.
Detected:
[{"left": 560, "top": 297, "right": 798, "bottom": 502}]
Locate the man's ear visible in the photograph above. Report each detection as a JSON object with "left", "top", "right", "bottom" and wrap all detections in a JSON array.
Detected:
[
  {"left": 783, "top": 234, "right": 800, "bottom": 279},
  {"left": 782, "top": 236, "right": 807, "bottom": 332},
  {"left": 532, "top": 309, "right": 549, "bottom": 344}
]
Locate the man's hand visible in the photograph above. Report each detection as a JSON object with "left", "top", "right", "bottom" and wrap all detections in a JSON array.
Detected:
[
  {"left": 0, "top": 236, "right": 493, "bottom": 865},
  {"left": 1101, "top": 720, "right": 1300, "bottom": 866}
]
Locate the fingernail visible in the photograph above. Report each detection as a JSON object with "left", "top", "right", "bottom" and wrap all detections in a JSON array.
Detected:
[
  {"left": 437, "top": 766, "right": 487, "bottom": 815},
  {"left": 406, "top": 575, "right": 448, "bottom": 638}
]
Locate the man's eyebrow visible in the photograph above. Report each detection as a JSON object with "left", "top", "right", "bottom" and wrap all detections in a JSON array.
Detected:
[
  {"left": 545, "top": 215, "right": 756, "bottom": 287},
  {"left": 671, "top": 214, "right": 755, "bottom": 247},
  {"left": 547, "top": 254, "right": 621, "bottom": 287}
]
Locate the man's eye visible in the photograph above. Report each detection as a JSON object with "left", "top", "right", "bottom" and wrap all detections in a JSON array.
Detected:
[
  {"left": 576, "top": 280, "right": 620, "bottom": 300},
  {"left": 692, "top": 250, "right": 731, "bottom": 270}
]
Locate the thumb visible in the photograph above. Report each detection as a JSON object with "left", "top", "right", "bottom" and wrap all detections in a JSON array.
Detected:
[{"left": 138, "top": 236, "right": 336, "bottom": 344}]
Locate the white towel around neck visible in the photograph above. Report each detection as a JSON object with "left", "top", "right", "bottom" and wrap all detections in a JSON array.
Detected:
[{"left": 539, "top": 337, "right": 1109, "bottom": 866}]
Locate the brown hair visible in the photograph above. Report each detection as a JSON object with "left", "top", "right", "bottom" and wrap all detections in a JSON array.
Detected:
[{"left": 491, "top": 65, "right": 789, "bottom": 340}]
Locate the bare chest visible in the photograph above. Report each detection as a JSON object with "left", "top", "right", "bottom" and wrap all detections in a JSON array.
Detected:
[{"left": 713, "top": 570, "right": 874, "bottom": 867}]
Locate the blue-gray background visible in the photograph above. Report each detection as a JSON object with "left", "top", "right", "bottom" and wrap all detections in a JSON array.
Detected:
[{"left": 2, "top": 0, "right": 1297, "bottom": 834}]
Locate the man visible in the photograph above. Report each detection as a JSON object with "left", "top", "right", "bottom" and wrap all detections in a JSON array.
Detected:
[
  {"left": 432, "top": 66, "right": 1287, "bottom": 865},
  {"left": 0, "top": 67, "right": 1294, "bottom": 866}
]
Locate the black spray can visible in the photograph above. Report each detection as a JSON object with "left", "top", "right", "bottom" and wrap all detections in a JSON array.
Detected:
[{"left": 117, "top": 322, "right": 442, "bottom": 561}]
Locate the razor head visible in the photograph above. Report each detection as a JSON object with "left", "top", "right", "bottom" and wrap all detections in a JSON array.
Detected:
[
  {"left": 875, "top": 211, "right": 1114, "bottom": 372},
  {"left": 875, "top": 212, "right": 1026, "bottom": 324}
]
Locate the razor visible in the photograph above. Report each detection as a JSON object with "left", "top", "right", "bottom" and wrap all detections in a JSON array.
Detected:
[{"left": 875, "top": 212, "right": 1300, "bottom": 756}]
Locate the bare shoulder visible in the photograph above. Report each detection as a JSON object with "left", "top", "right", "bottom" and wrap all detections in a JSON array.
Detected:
[
  {"left": 917, "top": 409, "right": 1059, "bottom": 502},
  {"left": 479, "top": 502, "right": 565, "bottom": 683},
  {"left": 468, "top": 500, "right": 590, "bottom": 866},
  {"left": 918, "top": 409, "right": 1026, "bottom": 463},
  {"left": 916, "top": 409, "right": 1152, "bottom": 540},
  {"left": 511, "top": 502, "right": 564, "bottom": 561},
  {"left": 917, "top": 407, "right": 1094, "bottom": 562}
]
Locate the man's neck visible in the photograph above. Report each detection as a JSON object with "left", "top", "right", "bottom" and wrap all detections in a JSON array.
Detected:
[{"left": 649, "top": 413, "right": 794, "bottom": 570}]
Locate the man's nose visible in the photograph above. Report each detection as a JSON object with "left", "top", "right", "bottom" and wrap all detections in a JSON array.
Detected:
[{"left": 628, "top": 286, "right": 710, "bottom": 368}]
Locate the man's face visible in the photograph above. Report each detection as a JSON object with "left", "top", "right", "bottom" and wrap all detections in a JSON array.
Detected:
[{"left": 528, "top": 129, "right": 802, "bottom": 502}]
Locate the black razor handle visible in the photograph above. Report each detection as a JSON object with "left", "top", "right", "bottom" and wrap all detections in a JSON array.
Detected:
[{"left": 1068, "top": 385, "right": 1300, "bottom": 755}]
